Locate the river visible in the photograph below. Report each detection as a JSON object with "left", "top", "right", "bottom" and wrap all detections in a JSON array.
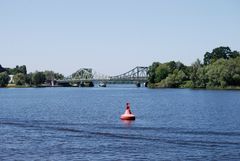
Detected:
[{"left": 1, "top": 86, "right": 240, "bottom": 160}]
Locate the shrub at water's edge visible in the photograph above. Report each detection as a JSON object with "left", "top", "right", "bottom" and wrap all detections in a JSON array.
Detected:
[{"left": 148, "top": 46, "right": 240, "bottom": 89}]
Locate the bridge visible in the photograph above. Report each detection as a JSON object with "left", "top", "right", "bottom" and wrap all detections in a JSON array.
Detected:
[{"left": 56, "top": 66, "right": 149, "bottom": 87}]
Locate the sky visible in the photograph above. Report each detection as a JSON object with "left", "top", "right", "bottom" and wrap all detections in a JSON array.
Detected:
[{"left": 0, "top": 0, "right": 240, "bottom": 76}]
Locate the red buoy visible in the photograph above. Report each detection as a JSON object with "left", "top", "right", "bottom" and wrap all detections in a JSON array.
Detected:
[{"left": 120, "top": 103, "right": 135, "bottom": 120}]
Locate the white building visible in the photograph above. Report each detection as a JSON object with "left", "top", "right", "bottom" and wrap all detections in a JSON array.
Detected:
[{"left": 9, "top": 75, "right": 14, "bottom": 84}]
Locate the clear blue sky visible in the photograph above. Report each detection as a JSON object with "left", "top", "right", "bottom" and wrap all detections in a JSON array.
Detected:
[{"left": 0, "top": 0, "right": 239, "bottom": 76}]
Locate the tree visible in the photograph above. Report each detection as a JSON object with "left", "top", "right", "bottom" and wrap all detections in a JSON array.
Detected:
[
  {"left": 205, "top": 59, "right": 227, "bottom": 87},
  {"left": 25, "top": 73, "right": 33, "bottom": 86},
  {"left": 203, "top": 52, "right": 212, "bottom": 65},
  {"left": 215, "top": 57, "right": 240, "bottom": 86},
  {"left": 203, "top": 46, "right": 239, "bottom": 65},
  {"left": 6, "top": 65, "right": 27, "bottom": 75},
  {"left": 190, "top": 59, "right": 203, "bottom": 87},
  {"left": 192, "top": 59, "right": 202, "bottom": 69},
  {"left": 44, "top": 71, "right": 55, "bottom": 84},
  {"left": 204, "top": 58, "right": 240, "bottom": 88},
  {"left": 18, "top": 65, "right": 27, "bottom": 75},
  {"left": 155, "top": 64, "right": 170, "bottom": 83},
  {"left": 195, "top": 67, "right": 208, "bottom": 88},
  {"left": 0, "top": 72, "right": 10, "bottom": 87},
  {"left": 162, "top": 69, "right": 187, "bottom": 88},
  {"left": 227, "top": 57, "right": 240, "bottom": 86},
  {"left": 147, "top": 60, "right": 189, "bottom": 87},
  {"left": 175, "top": 61, "right": 185, "bottom": 70},
  {"left": 54, "top": 73, "right": 64, "bottom": 80},
  {"left": 0, "top": 65, "right": 6, "bottom": 73},
  {"left": 43, "top": 71, "right": 64, "bottom": 85},
  {"left": 13, "top": 73, "right": 26, "bottom": 85},
  {"left": 32, "top": 72, "right": 46, "bottom": 86},
  {"left": 229, "top": 50, "right": 240, "bottom": 59},
  {"left": 166, "top": 61, "right": 176, "bottom": 73},
  {"left": 147, "top": 62, "right": 160, "bottom": 83}
]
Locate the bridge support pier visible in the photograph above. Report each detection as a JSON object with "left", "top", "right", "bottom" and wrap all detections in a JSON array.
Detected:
[
  {"left": 80, "top": 81, "right": 94, "bottom": 87},
  {"left": 136, "top": 82, "right": 141, "bottom": 87},
  {"left": 135, "top": 82, "right": 148, "bottom": 87},
  {"left": 144, "top": 82, "right": 148, "bottom": 87}
]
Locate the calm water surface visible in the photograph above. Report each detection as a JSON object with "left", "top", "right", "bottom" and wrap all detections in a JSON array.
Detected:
[{"left": 1, "top": 86, "right": 240, "bottom": 160}]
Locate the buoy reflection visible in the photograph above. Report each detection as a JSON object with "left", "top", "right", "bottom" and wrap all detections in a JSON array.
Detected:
[{"left": 121, "top": 119, "right": 135, "bottom": 126}]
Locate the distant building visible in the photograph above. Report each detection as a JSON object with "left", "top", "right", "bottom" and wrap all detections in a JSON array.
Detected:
[{"left": 9, "top": 75, "right": 14, "bottom": 84}]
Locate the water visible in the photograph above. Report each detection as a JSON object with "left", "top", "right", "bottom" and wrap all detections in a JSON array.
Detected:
[{"left": 1, "top": 86, "right": 240, "bottom": 161}]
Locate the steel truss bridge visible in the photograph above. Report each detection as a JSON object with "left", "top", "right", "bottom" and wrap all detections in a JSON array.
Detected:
[{"left": 56, "top": 66, "right": 148, "bottom": 86}]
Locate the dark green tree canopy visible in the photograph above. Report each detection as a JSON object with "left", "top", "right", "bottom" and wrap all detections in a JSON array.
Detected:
[
  {"left": 148, "top": 46, "right": 240, "bottom": 89},
  {"left": 0, "top": 65, "right": 6, "bottom": 73},
  {"left": 155, "top": 64, "right": 170, "bottom": 82},
  {"left": 204, "top": 46, "right": 240, "bottom": 65},
  {"left": 43, "top": 71, "right": 64, "bottom": 83},
  {"left": 13, "top": 73, "right": 26, "bottom": 86},
  {"left": 0, "top": 72, "right": 10, "bottom": 87},
  {"left": 32, "top": 72, "right": 46, "bottom": 86},
  {"left": 6, "top": 65, "right": 27, "bottom": 75},
  {"left": 147, "top": 62, "right": 160, "bottom": 83}
]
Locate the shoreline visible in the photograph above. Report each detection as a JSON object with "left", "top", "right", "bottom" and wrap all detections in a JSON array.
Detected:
[{"left": 2, "top": 84, "right": 240, "bottom": 90}]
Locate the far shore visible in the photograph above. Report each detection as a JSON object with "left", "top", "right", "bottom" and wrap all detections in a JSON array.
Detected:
[{"left": 2, "top": 83, "right": 240, "bottom": 90}]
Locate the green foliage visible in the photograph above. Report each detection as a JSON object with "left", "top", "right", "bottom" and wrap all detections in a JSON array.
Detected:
[
  {"left": 0, "top": 65, "right": 6, "bottom": 73},
  {"left": 7, "top": 65, "right": 27, "bottom": 75},
  {"left": 25, "top": 73, "right": 33, "bottom": 85},
  {"left": 189, "top": 59, "right": 207, "bottom": 88},
  {"left": 13, "top": 73, "right": 26, "bottom": 86},
  {"left": 0, "top": 64, "right": 64, "bottom": 87},
  {"left": 148, "top": 61, "right": 188, "bottom": 84},
  {"left": 24, "top": 71, "right": 64, "bottom": 86},
  {"left": 54, "top": 73, "right": 64, "bottom": 80},
  {"left": 0, "top": 72, "right": 10, "bottom": 87},
  {"left": 155, "top": 64, "right": 170, "bottom": 82},
  {"left": 148, "top": 46, "right": 240, "bottom": 89},
  {"left": 43, "top": 70, "right": 64, "bottom": 85},
  {"left": 203, "top": 46, "right": 240, "bottom": 65},
  {"left": 148, "top": 61, "right": 189, "bottom": 87},
  {"left": 166, "top": 61, "right": 177, "bottom": 73},
  {"left": 205, "top": 57, "right": 240, "bottom": 88},
  {"left": 205, "top": 59, "right": 226, "bottom": 87},
  {"left": 226, "top": 57, "right": 240, "bottom": 86},
  {"left": 229, "top": 50, "right": 240, "bottom": 59},
  {"left": 147, "top": 62, "right": 160, "bottom": 83},
  {"left": 32, "top": 72, "right": 46, "bottom": 86},
  {"left": 160, "top": 70, "right": 188, "bottom": 88},
  {"left": 195, "top": 67, "right": 208, "bottom": 88},
  {"left": 44, "top": 71, "right": 55, "bottom": 83}
]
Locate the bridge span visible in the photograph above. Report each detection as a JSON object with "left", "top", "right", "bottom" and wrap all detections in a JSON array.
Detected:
[{"left": 56, "top": 66, "right": 149, "bottom": 87}]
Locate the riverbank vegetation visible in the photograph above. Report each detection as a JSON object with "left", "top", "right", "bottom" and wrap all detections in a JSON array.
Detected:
[
  {"left": 148, "top": 46, "right": 240, "bottom": 89},
  {"left": 0, "top": 65, "right": 64, "bottom": 87},
  {"left": 1, "top": 46, "right": 240, "bottom": 89}
]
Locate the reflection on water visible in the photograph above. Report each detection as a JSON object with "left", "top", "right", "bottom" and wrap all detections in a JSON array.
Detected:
[
  {"left": 121, "top": 119, "right": 135, "bottom": 126},
  {"left": 0, "top": 87, "right": 240, "bottom": 160}
]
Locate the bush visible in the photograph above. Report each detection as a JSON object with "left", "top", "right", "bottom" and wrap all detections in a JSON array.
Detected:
[
  {"left": 13, "top": 73, "right": 26, "bottom": 86},
  {"left": 0, "top": 72, "right": 10, "bottom": 87}
]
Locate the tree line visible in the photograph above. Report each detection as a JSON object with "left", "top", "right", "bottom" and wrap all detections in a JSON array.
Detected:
[
  {"left": 1, "top": 46, "right": 240, "bottom": 89},
  {"left": 147, "top": 46, "right": 240, "bottom": 89},
  {"left": 0, "top": 65, "right": 64, "bottom": 87}
]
